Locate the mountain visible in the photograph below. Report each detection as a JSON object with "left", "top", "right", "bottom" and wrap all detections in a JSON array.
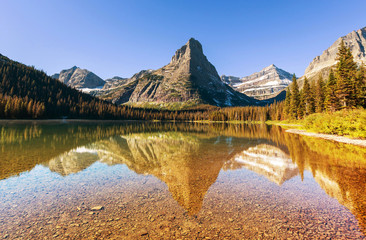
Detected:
[
  {"left": 52, "top": 66, "right": 105, "bottom": 89},
  {"left": 221, "top": 64, "right": 293, "bottom": 100},
  {"left": 95, "top": 38, "right": 257, "bottom": 107},
  {"left": 302, "top": 26, "right": 366, "bottom": 84}
]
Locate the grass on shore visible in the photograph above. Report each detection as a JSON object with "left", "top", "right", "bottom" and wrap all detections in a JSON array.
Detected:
[
  {"left": 302, "top": 109, "right": 366, "bottom": 138},
  {"left": 269, "top": 109, "right": 366, "bottom": 139}
]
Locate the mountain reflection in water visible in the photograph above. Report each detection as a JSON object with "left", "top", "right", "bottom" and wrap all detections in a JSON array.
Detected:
[
  {"left": 1, "top": 122, "right": 366, "bottom": 232},
  {"left": 45, "top": 132, "right": 284, "bottom": 215}
]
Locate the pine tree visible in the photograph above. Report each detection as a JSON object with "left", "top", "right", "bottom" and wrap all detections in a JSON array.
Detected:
[
  {"left": 335, "top": 40, "right": 357, "bottom": 109},
  {"left": 302, "top": 77, "right": 314, "bottom": 116},
  {"left": 324, "top": 69, "right": 339, "bottom": 112},
  {"left": 289, "top": 74, "right": 300, "bottom": 119},
  {"left": 297, "top": 90, "right": 305, "bottom": 119},
  {"left": 315, "top": 76, "right": 325, "bottom": 113},
  {"left": 284, "top": 88, "right": 292, "bottom": 119}
]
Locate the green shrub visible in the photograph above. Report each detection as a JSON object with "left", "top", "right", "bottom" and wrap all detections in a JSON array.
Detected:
[{"left": 302, "top": 109, "right": 366, "bottom": 138}]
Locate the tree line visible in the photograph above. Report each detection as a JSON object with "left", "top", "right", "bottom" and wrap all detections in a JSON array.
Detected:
[{"left": 283, "top": 41, "right": 366, "bottom": 120}]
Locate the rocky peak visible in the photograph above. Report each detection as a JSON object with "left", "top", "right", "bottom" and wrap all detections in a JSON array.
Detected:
[
  {"left": 304, "top": 26, "right": 366, "bottom": 81},
  {"left": 52, "top": 66, "right": 105, "bottom": 89},
  {"left": 170, "top": 38, "right": 203, "bottom": 64},
  {"left": 264, "top": 64, "right": 276, "bottom": 70}
]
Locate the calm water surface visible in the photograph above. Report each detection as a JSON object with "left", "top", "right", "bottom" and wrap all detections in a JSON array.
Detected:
[{"left": 0, "top": 121, "right": 366, "bottom": 239}]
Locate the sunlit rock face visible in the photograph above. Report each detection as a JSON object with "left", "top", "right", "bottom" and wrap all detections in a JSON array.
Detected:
[
  {"left": 300, "top": 26, "right": 366, "bottom": 86},
  {"left": 225, "top": 144, "right": 298, "bottom": 185}
]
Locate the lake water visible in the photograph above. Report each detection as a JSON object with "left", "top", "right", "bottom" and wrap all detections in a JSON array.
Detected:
[{"left": 0, "top": 121, "right": 365, "bottom": 239}]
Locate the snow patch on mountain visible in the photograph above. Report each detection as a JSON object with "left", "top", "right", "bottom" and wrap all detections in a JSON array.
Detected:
[{"left": 221, "top": 64, "right": 293, "bottom": 100}]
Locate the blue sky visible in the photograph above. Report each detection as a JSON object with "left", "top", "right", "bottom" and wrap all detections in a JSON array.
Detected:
[{"left": 1, "top": 0, "right": 366, "bottom": 79}]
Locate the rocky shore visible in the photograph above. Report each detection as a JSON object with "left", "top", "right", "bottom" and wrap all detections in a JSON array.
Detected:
[{"left": 286, "top": 129, "right": 366, "bottom": 147}]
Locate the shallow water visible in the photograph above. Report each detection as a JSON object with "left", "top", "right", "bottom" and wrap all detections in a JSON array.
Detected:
[{"left": 0, "top": 121, "right": 366, "bottom": 239}]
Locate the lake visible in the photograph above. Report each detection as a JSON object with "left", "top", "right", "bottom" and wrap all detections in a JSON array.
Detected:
[{"left": 0, "top": 121, "right": 365, "bottom": 239}]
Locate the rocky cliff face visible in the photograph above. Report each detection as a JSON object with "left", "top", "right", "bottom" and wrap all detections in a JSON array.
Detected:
[
  {"left": 52, "top": 66, "right": 105, "bottom": 89},
  {"left": 96, "top": 38, "right": 256, "bottom": 107},
  {"left": 222, "top": 64, "right": 292, "bottom": 100},
  {"left": 303, "top": 27, "right": 366, "bottom": 84}
]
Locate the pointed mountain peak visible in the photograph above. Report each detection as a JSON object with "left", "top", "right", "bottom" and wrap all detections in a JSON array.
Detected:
[
  {"left": 186, "top": 38, "right": 203, "bottom": 54},
  {"left": 171, "top": 38, "right": 204, "bottom": 64},
  {"left": 264, "top": 64, "right": 277, "bottom": 69},
  {"left": 186, "top": 37, "right": 202, "bottom": 49}
]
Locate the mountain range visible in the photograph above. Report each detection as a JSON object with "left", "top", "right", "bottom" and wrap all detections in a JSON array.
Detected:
[
  {"left": 51, "top": 26, "right": 366, "bottom": 106},
  {"left": 2, "top": 26, "right": 366, "bottom": 112},
  {"left": 52, "top": 39, "right": 291, "bottom": 107}
]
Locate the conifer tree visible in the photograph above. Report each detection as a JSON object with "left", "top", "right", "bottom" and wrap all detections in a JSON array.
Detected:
[
  {"left": 289, "top": 74, "right": 300, "bottom": 119},
  {"left": 335, "top": 40, "right": 357, "bottom": 109},
  {"left": 315, "top": 76, "right": 325, "bottom": 113},
  {"left": 284, "top": 88, "right": 292, "bottom": 119},
  {"left": 324, "top": 69, "right": 339, "bottom": 112},
  {"left": 302, "top": 77, "right": 314, "bottom": 116},
  {"left": 297, "top": 90, "right": 305, "bottom": 119}
]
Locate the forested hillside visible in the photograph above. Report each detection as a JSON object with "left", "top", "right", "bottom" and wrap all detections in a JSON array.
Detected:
[
  {"left": 0, "top": 54, "right": 144, "bottom": 119},
  {"left": 283, "top": 41, "right": 366, "bottom": 120}
]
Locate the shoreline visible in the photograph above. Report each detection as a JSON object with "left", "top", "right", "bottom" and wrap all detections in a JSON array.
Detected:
[
  {"left": 286, "top": 129, "right": 366, "bottom": 147},
  {"left": 1, "top": 119, "right": 365, "bottom": 147}
]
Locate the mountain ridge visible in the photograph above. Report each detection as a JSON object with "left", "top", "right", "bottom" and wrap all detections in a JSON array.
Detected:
[
  {"left": 300, "top": 26, "right": 366, "bottom": 85},
  {"left": 221, "top": 64, "right": 293, "bottom": 100}
]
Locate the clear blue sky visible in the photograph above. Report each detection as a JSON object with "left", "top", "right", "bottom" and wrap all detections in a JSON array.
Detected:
[{"left": 1, "top": 0, "right": 366, "bottom": 79}]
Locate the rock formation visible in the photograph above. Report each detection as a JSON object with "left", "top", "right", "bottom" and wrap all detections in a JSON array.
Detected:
[{"left": 302, "top": 26, "right": 366, "bottom": 85}]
